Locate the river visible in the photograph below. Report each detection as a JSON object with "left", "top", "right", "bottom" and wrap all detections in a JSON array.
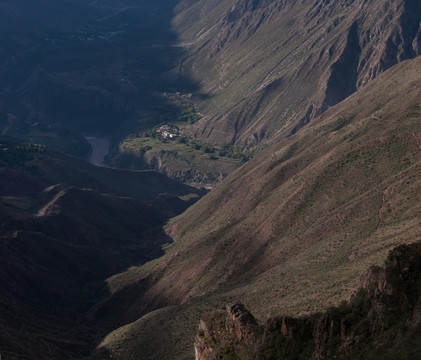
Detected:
[{"left": 85, "top": 136, "right": 111, "bottom": 166}]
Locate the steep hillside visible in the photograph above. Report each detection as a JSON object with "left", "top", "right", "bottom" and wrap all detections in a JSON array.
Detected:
[
  {"left": 95, "top": 56, "right": 421, "bottom": 359},
  {"left": 174, "top": 0, "right": 421, "bottom": 147},
  {"left": 0, "top": 138, "right": 202, "bottom": 359}
]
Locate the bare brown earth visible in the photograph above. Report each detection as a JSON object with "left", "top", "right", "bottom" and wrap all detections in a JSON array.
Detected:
[{"left": 94, "top": 56, "right": 421, "bottom": 359}]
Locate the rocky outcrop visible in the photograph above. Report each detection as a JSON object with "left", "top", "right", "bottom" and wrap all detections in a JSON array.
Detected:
[
  {"left": 195, "top": 241, "right": 421, "bottom": 360},
  {"left": 195, "top": 302, "right": 258, "bottom": 360}
]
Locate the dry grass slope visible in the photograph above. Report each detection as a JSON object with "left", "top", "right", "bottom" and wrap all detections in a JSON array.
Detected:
[{"left": 96, "top": 57, "right": 421, "bottom": 359}]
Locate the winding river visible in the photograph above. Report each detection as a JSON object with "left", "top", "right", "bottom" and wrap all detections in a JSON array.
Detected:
[{"left": 85, "top": 136, "right": 111, "bottom": 166}]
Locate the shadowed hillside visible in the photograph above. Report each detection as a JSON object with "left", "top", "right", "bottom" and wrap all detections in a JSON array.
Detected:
[
  {"left": 0, "top": 138, "right": 202, "bottom": 359},
  {"left": 0, "top": 0, "right": 197, "bottom": 159}
]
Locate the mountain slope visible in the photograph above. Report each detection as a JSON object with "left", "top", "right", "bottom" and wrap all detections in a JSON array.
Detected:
[
  {"left": 174, "top": 0, "right": 421, "bottom": 147},
  {"left": 0, "top": 139, "right": 202, "bottom": 359},
  {"left": 95, "top": 56, "right": 421, "bottom": 359}
]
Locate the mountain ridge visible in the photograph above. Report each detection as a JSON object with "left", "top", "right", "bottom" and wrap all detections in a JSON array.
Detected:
[{"left": 174, "top": 0, "right": 421, "bottom": 147}]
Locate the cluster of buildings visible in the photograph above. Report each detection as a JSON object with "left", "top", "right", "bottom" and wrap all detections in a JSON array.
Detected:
[{"left": 156, "top": 125, "right": 178, "bottom": 140}]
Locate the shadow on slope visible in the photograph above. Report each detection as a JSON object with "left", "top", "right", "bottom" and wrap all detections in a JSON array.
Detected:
[
  {"left": 0, "top": 138, "right": 204, "bottom": 359},
  {"left": 0, "top": 0, "right": 201, "bottom": 159}
]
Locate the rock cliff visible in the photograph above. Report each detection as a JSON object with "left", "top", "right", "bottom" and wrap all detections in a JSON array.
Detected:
[{"left": 194, "top": 241, "right": 421, "bottom": 360}]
